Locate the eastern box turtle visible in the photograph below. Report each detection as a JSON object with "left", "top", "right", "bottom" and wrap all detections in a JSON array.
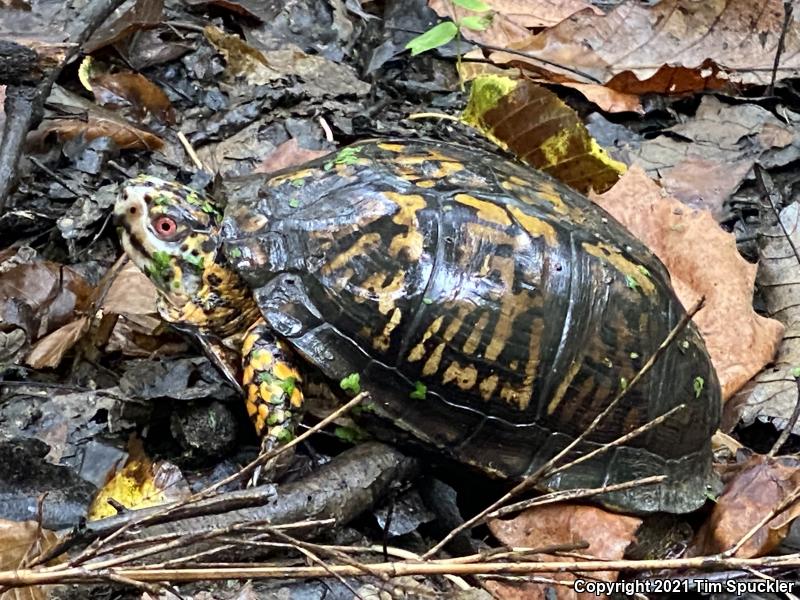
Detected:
[{"left": 114, "top": 139, "right": 721, "bottom": 514}]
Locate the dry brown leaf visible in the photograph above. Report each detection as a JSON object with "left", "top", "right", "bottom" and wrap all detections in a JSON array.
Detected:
[
  {"left": 31, "top": 115, "right": 164, "bottom": 151},
  {"left": 204, "top": 25, "right": 369, "bottom": 97},
  {"left": 590, "top": 167, "right": 783, "bottom": 401},
  {"left": 88, "top": 436, "right": 190, "bottom": 520},
  {"left": 486, "top": 0, "right": 799, "bottom": 93},
  {"left": 690, "top": 455, "right": 800, "bottom": 558},
  {"left": 488, "top": 504, "right": 641, "bottom": 599},
  {"left": 25, "top": 315, "right": 90, "bottom": 369},
  {"left": 102, "top": 261, "right": 158, "bottom": 316},
  {"left": 0, "top": 519, "right": 59, "bottom": 600},
  {"left": 729, "top": 202, "right": 800, "bottom": 434},
  {"left": 91, "top": 71, "right": 175, "bottom": 124},
  {"left": 253, "top": 138, "right": 330, "bottom": 174},
  {"left": 628, "top": 96, "right": 800, "bottom": 216},
  {"left": 0, "top": 257, "right": 92, "bottom": 339}
]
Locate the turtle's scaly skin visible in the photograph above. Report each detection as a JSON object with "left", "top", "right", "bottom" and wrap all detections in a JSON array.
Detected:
[{"left": 116, "top": 139, "right": 721, "bottom": 514}]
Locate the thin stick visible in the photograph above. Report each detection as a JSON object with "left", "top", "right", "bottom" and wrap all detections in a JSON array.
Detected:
[
  {"left": 767, "top": 1, "right": 794, "bottom": 95},
  {"left": 6, "top": 553, "right": 800, "bottom": 586},
  {"left": 178, "top": 131, "right": 206, "bottom": 171},
  {"left": 423, "top": 297, "right": 705, "bottom": 559}
]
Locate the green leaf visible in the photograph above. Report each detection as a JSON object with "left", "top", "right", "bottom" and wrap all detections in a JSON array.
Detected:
[
  {"left": 422, "top": 297, "right": 433, "bottom": 305},
  {"left": 460, "top": 14, "right": 491, "bottom": 30},
  {"left": 625, "top": 275, "right": 638, "bottom": 290},
  {"left": 290, "top": 177, "right": 306, "bottom": 187},
  {"left": 619, "top": 377, "right": 628, "bottom": 391},
  {"left": 228, "top": 246, "right": 242, "bottom": 259},
  {"left": 452, "top": 0, "right": 490, "bottom": 11},
  {"left": 791, "top": 366, "right": 800, "bottom": 378},
  {"left": 406, "top": 22, "right": 458, "bottom": 56},
  {"left": 289, "top": 198, "right": 300, "bottom": 208},
  {"left": 340, "top": 373, "right": 361, "bottom": 395},
  {"left": 693, "top": 376, "right": 704, "bottom": 398},
  {"left": 410, "top": 381, "right": 427, "bottom": 400}
]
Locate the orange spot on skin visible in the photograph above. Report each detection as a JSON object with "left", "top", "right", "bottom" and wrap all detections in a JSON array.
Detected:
[
  {"left": 258, "top": 403, "right": 269, "bottom": 418},
  {"left": 243, "top": 365, "right": 255, "bottom": 386},
  {"left": 290, "top": 388, "right": 304, "bottom": 408},
  {"left": 250, "top": 350, "right": 274, "bottom": 371},
  {"left": 274, "top": 361, "right": 299, "bottom": 380}
]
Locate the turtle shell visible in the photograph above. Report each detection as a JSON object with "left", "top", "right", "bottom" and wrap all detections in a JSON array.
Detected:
[{"left": 219, "top": 139, "right": 720, "bottom": 514}]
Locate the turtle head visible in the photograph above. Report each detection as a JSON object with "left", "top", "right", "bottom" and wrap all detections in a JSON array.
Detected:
[
  {"left": 115, "top": 176, "right": 258, "bottom": 335},
  {"left": 115, "top": 175, "right": 222, "bottom": 298}
]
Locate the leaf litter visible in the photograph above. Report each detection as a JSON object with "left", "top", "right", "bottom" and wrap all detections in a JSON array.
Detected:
[{"left": 2, "top": 0, "right": 800, "bottom": 596}]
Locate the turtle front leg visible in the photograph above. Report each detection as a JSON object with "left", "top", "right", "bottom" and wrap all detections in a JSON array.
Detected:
[{"left": 241, "top": 319, "right": 304, "bottom": 453}]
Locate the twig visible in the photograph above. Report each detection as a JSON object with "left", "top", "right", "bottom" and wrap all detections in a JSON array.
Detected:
[
  {"left": 770, "top": 377, "right": 800, "bottom": 457},
  {"left": 5, "top": 553, "right": 800, "bottom": 586},
  {"left": 423, "top": 297, "right": 706, "bottom": 559},
  {"left": 178, "top": 131, "right": 206, "bottom": 172},
  {"left": 767, "top": 1, "right": 794, "bottom": 96}
]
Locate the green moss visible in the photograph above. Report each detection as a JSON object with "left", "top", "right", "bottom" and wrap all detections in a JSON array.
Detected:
[{"left": 410, "top": 380, "right": 427, "bottom": 400}]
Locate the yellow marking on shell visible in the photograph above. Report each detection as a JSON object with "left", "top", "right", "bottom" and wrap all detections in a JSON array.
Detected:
[
  {"left": 547, "top": 360, "right": 583, "bottom": 414},
  {"left": 462, "top": 312, "right": 490, "bottom": 355},
  {"left": 479, "top": 374, "right": 499, "bottom": 401},
  {"left": 422, "top": 342, "right": 445, "bottom": 376},
  {"left": 482, "top": 255, "right": 516, "bottom": 361},
  {"left": 408, "top": 315, "right": 444, "bottom": 362},
  {"left": 378, "top": 143, "right": 406, "bottom": 152},
  {"left": 582, "top": 242, "right": 655, "bottom": 295},
  {"left": 373, "top": 307, "right": 402, "bottom": 352},
  {"left": 246, "top": 387, "right": 259, "bottom": 415},
  {"left": 429, "top": 161, "right": 464, "bottom": 179},
  {"left": 269, "top": 167, "right": 317, "bottom": 186},
  {"left": 243, "top": 365, "right": 255, "bottom": 386},
  {"left": 320, "top": 232, "right": 382, "bottom": 275},
  {"left": 389, "top": 231, "right": 424, "bottom": 261},
  {"left": 416, "top": 180, "right": 435, "bottom": 188},
  {"left": 385, "top": 192, "right": 426, "bottom": 262},
  {"left": 507, "top": 206, "right": 558, "bottom": 247},
  {"left": 498, "top": 317, "right": 545, "bottom": 411},
  {"left": 455, "top": 193, "right": 512, "bottom": 226},
  {"left": 509, "top": 360, "right": 519, "bottom": 370},
  {"left": 442, "top": 361, "right": 478, "bottom": 390},
  {"left": 359, "top": 271, "right": 406, "bottom": 315},
  {"left": 290, "top": 387, "right": 303, "bottom": 408},
  {"left": 443, "top": 306, "right": 471, "bottom": 343},
  {"left": 255, "top": 415, "right": 265, "bottom": 434},
  {"left": 274, "top": 361, "right": 299, "bottom": 381},
  {"left": 257, "top": 403, "right": 269, "bottom": 418}
]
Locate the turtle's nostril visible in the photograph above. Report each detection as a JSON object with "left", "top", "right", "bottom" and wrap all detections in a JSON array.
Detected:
[{"left": 129, "top": 206, "right": 137, "bottom": 215}]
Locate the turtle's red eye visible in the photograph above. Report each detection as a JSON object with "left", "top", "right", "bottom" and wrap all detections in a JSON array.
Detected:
[{"left": 152, "top": 216, "right": 178, "bottom": 239}]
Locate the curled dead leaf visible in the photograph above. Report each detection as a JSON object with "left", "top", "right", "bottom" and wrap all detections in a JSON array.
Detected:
[
  {"left": 483, "top": 0, "right": 799, "bottom": 93},
  {"left": 30, "top": 115, "right": 164, "bottom": 151},
  {"left": 590, "top": 166, "right": 783, "bottom": 401},
  {"left": 25, "top": 315, "right": 90, "bottom": 369},
  {"left": 90, "top": 71, "right": 175, "bottom": 125},
  {"left": 690, "top": 454, "right": 800, "bottom": 558},
  {"left": 488, "top": 504, "right": 641, "bottom": 599}
]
